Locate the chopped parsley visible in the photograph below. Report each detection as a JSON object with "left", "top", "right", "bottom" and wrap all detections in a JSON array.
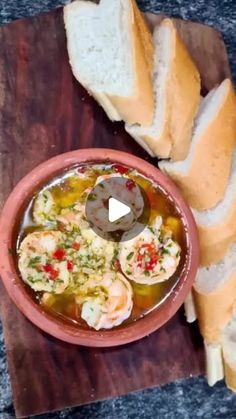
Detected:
[
  {"left": 28, "top": 256, "right": 41, "bottom": 268},
  {"left": 30, "top": 277, "right": 42, "bottom": 283},
  {"left": 162, "top": 248, "right": 170, "bottom": 255},
  {"left": 148, "top": 226, "right": 155, "bottom": 234},
  {"left": 126, "top": 252, "right": 134, "bottom": 261},
  {"left": 43, "top": 193, "right": 48, "bottom": 203}
]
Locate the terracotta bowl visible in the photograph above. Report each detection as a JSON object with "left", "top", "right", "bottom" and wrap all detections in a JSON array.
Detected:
[{"left": 0, "top": 149, "right": 199, "bottom": 347}]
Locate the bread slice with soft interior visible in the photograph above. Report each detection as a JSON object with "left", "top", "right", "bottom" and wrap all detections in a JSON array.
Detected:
[
  {"left": 204, "top": 342, "right": 224, "bottom": 387},
  {"left": 159, "top": 79, "right": 236, "bottom": 210},
  {"left": 64, "top": 0, "right": 154, "bottom": 125},
  {"left": 222, "top": 316, "right": 236, "bottom": 392},
  {"left": 192, "top": 149, "right": 236, "bottom": 266},
  {"left": 126, "top": 18, "right": 200, "bottom": 160},
  {"left": 193, "top": 243, "right": 236, "bottom": 345}
]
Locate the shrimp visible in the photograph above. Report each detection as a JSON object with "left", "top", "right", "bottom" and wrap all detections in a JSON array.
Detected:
[
  {"left": 76, "top": 227, "right": 118, "bottom": 274},
  {"left": 119, "top": 216, "right": 181, "bottom": 285},
  {"left": 56, "top": 202, "right": 90, "bottom": 231},
  {"left": 95, "top": 174, "right": 144, "bottom": 217},
  {"left": 18, "top": 231, "right": 71, "bottom": 293},
  {"left": 76, "top": 272, "right": 133, "bottom": 330},
  {"left": 33, "top": 190, "right": 58, "bottom": 225},
  {"left": 86, "top": 173, "right": 144, "bottom": 232},
  {"left": 34, "top": 185, "right": 91, "bottom": 229}
]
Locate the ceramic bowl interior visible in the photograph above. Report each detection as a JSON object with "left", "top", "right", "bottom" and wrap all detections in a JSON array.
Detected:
[{"left": 0, "top": 149, "right": 199, "bottom": 346}]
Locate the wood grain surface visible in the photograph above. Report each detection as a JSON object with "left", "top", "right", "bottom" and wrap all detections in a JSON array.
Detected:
[{"left": 0, "top": 8, "right": 231, "bottom": 418}]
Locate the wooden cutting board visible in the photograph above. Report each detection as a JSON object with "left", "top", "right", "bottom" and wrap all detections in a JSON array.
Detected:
[{"left": 0, "top": 7, "right": 231, "bottom": 418}]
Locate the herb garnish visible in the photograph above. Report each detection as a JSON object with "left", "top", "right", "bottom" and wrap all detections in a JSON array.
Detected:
[
  {"left": 28, "top": 256, "right": 41, "bottom": 267},
  {"left": 126, "top": 252, "right": 134, "bottom": 261}
]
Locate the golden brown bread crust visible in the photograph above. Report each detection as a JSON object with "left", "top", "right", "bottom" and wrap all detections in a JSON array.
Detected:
[
  {"left": 167, "top": 19, "right": 201, "bottom": 160},
  {"left": 126, "top": 18, "right": 200, "bottom": 159},
  {"left": 197, "top": 201, "right": 236, "bottom": 266},
  {"left": 131, "top": 0, "right": 154, "bottom": 76},
  {"left": 139, "top": 130, "right": 172, "bottom": 159},
  {"left": 168, "top": 80, "right": 236, "bottom": 210},
  {"left": 193, "top": 272, "right": 236, "bottom": 344},
  {"left": 92, "top": 92, "right": 122, "bottom": 121},
  {"left": 109, "top": 0, "right": 154, "bottom": 126}
]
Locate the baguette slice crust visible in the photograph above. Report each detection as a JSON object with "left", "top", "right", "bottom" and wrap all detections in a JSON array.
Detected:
[
  {"left": 192, "top": 149, "right": 236, "bottom": 266},
  {"left": 160, "top": 79, "right": 236, "bottom": 210},
  {"left": 130, "top": 0, "right": 154, "bottom": 77},
  {"left": 86, "top": 0, "right": 154, "bottom": 123},
  {"left": 126, "top": 18, "right": 200, "bottom": 160},
  {"left": 204, "top": 342, "right": 224, "bottom": 386},
  {"left": 109, "top": 0, "right": 154, "bottom": 126},
  {"left": 64, "top": 0, "right": 154, "bottom": 125},
  {"left": 193, "top": 243, "right": 236, "bottom": 344},
  {"left": 184, "top": 291, "right": 197, "bottom": 323},
  {"left": 92, "top": 92, "right": 122, "bottom": 121},
  {"left": 222, "top": 317, "right": 236, "bottom": 392}
]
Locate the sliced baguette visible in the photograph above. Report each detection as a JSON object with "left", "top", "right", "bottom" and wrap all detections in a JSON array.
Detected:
[
  {"left": 159, "top": 79, "right": 236, "bottom": 210},
  {"left": 184, "top": 291, "right": 197, "bottom": 323},
  {"left": 192, "top": 149, "right": 236, "bottom": 266},
  {"left": 130, "top": 0, "right": 154, "bottom": 77},
  {"left": 193, "top": 243, "right": 236, "bottom": 344},
  {"left": 204, "top": 342, "right": 224, "bottom": 386},
  {"left": 222, "top": 316, "right": 236, "bottom": 392},
  {"left": 126, "top": 18, "right": 200, "bottom": 160},
  {"left": 64, "top": 0, "right": 154, "bottom": 125},
  {"left": 92, "top": 92, "right": 122, "bottom": 121}
]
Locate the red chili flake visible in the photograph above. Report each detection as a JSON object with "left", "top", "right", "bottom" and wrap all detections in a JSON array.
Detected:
[
  {"left": 53, "top": 248, "right": 66, "bottom": 261},
  {"left": 67, "top": 260, "right": 74, "bottom": 271},
  {"left": 145, "top": 252, "right": 159, "bottom": 270},
  {"left": 113, "top": 259, "right": 121, "bottom": 270},
  {"left": 126, "top": 179, "right": 135, "bottom": 191},
  {"left": 145, "top": 261, "right": 156, "bottom": 271},
  {"left": 113, "top": 164, "right": 129, "bottom": 174},
  {"left": 49, "top": 269, "right": 59, "bottom": 280},
  {"left": 142, "top": 243, "right": 155, "bottom": 250},
  {"left": 42, "top": 264, "right": 59, "bottom": 280},
  {"left": 72, "top": 242, "right": 80, "bottom": 250},
  {"left": 136, "top": 243, "right": 159, "bottom": 271},
  {"left": 43, "top": 264, "right": 53, "bottom": 273},
  {"left": 137, "top": 253, "right": 143, "bottom": 263}
]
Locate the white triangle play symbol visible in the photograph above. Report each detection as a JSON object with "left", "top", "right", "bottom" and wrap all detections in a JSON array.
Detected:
[{"left": 108, "top": 197, "right": 131, "bottom": 223}]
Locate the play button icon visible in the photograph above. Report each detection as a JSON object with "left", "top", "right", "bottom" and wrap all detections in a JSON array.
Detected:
[
  {"left": 108, "top": 198, "right": 131, "bottom": 223},
  {"left": 85, "top": 175, "right": 150, "bottom": 241}
]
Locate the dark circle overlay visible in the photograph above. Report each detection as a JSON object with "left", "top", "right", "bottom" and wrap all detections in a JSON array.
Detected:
[{"left": 85, "top": 176, "right": 150, "bottom": 242}]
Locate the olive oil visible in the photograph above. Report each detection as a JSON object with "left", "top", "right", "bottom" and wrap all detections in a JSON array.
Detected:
[{"left": 17, "top": 163, "right": 186, "bottom": 329}]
